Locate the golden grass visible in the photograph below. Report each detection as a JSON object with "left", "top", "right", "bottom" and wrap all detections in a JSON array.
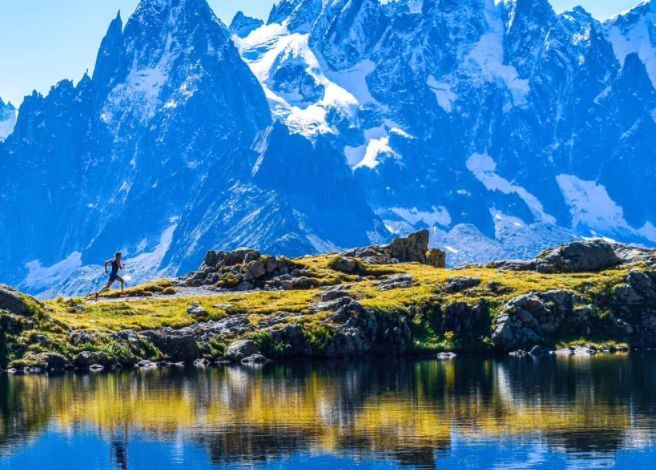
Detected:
[{"left": 43, "top": 254, "right": 630, "bottom": 334}]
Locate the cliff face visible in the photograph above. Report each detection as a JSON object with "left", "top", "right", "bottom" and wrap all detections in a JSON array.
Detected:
[{"left": 1, "top": 236, "right": 655, "bottom": 372}]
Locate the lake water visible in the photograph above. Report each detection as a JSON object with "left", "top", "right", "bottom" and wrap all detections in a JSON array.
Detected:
[{"left": 1, "top": 355, "right": 655, "bottom": 469}]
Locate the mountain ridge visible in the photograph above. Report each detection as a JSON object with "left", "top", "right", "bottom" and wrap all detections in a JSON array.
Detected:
[{"left": 1, "top": 0, "right": 656, "bottom": 297}]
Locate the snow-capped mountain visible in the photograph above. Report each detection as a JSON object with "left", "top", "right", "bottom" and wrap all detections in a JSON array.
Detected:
[
  {"left": 0, "top": 98, "right": 16, "bottom": 141},
  {"left": 1, "top": 0, "right": 656, "bottom": 297},
  {"left": 0, "top": 0, "right": 384, "bottom": 297},
  {"left": 235, "top": 0, "right": 656, "bottom": 264}
]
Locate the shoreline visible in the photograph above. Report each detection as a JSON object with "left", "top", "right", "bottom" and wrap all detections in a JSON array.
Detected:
[{"left": 2, "top": 233, "right": 656, "bottom": 375}]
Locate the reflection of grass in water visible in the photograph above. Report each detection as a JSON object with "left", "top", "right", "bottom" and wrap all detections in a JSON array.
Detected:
[{"left": 2, "top": 360, "right": 645, "bottom": 458}]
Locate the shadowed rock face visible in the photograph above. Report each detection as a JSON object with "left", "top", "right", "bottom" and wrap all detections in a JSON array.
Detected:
[
  {"left": 343, "top": 230, "right": 447, "bottom": 267},
  {"left": 536, "top": 240, "right": 622, "bottom": 273},
  {"left": 0, "top": 285, "right": 34, "bottom": 316},
  {"left": 492, "top": 239, "right": 656, "bottom": 274}
]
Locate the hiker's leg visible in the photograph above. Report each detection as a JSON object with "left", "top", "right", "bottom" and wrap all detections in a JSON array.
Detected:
[
  {"left": 98, "top": 279, "right": 115, "bottom": 295},
  {"left": 117, "top": 276, "right": 125, "bottom": 293}
]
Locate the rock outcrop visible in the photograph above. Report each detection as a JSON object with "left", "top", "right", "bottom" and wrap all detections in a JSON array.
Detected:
[
  {"left": 0, "top": 284, "right": 33, "bottom": 316},
  {"left": 180, "top": 248, "right": 303, "bottom": 291},
  {"left": 343, "top": 230, "right": 446, "bottom": 268},
  {"left": 492, "top": 239, "right": 656, "bottom": 274}
]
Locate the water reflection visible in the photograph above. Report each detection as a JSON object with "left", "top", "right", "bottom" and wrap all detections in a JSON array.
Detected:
[{"left": 1, "top": 355, "right": 656, "bottom": 469}]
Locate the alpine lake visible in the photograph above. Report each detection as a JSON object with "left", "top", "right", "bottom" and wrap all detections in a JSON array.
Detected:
[{"left": 1, "top": 354, "right": 656, "bottom": 469}]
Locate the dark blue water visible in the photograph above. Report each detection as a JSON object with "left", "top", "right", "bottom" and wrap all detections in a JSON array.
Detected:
[{"left": 1, "top": 355, "right": 656, "bottom": 469}]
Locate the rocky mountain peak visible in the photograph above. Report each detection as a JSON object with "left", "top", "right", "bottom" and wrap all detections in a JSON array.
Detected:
[
  {"left": 0, "top": 98, "right": 17, "bottom": 142},
  {"left": 230, "top": 11, "right": 263, "bottom": 38}
]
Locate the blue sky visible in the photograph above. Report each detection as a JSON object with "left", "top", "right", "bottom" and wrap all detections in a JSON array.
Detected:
[{"left": 0, "top": 0, "right": 644, "bottom": 106}]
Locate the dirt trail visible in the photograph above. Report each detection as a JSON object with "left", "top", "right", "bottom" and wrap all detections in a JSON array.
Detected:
[{"left": 93, "top": 286, "right": 226, "bottom": 303}]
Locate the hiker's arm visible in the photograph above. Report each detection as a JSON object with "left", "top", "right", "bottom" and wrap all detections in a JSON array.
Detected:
[{"left": 104, "top": 259, "right": 111, "bottom": 273}]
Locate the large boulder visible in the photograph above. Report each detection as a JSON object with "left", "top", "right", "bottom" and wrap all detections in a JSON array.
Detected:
[
  {"left": 442, "top": 301, "right": 490, "bottom": 339},
  {"left": 328, "top": 256, "right": 362, "bottom": 275},
  {"left": 226, "top": 339, "right": 259, "bottom": 362},
  {"left": 492, "top": 290, "right": 591, "bottom": 350},
  {"left": 0, "top": 284, "right": 33, "bottom": 316},
  {"left": 141, "top": 329, "right": 201, "bottom": 362},
  {"left": 33, "top": 352, "right": 70, "bottom": 372},
  {"left": 389, "top": 230, "right": 430, "bottom": 263},
  {"left": 535, "top": 240, "right": 622, "bottom": 273}
]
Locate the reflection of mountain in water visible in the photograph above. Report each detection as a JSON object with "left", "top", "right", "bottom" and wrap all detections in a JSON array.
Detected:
[{"left": 1, "top": 357, "right": 656, "bottom": 468}]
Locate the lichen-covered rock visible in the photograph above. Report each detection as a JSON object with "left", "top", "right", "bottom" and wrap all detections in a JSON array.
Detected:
[{"left": 343, "top": 231, "right": 447, "bottom": 268}]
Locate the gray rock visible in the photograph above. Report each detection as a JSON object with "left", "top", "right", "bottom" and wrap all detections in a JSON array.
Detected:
[
  {"left": 34, "top": 352, "right": 70, "bottom": 372},
  {"left": 389, "top": 230, "right": 430, "bottom": 263},
  {"left": 68, "top": 330, "right": 99, "bottom": 346},
  {"left": 136, "top": 360, "right": 157, "bottom": 369},
  {"left": 436, "top": 352, "right": 456, "bottom": 360},
  {"left": 187, "top": 303, "right": 208, "bottom": 318},
  {"left": 74, "top": 351, "right": 112, "bottom": 370},
  {"left": 193, "top": 358, "right": 210, "bottom": 368},
  {"left": 443, "top": 276, "right": 481, "bottom": 293},
  {"left": 141, "top": 329, "right": 201, "bottom": 362},
  {"left": 226, "top": 339, "right": 259, "bottom": 362},
  {"left": 378, "top": 274, "right": 416, "bottom": 291},
  {"left": 313, "top": 296, "right": 356, "bottom": 313},
  {"left": 329, "top": 256, "right": 361, "bottom": 274},
  {"left": 0, "top": 284, "right": 32, "bottom": 316},
  {"left": 318, "top": 285, "right": 352, "bottom": 302},
  {"left": 241, "top": 354, "right": 269, "bottom": 365},
  {"left": 536, "top": 239, "right": 622, "bottom": 273},
  {"left": 280, "top": 277, "right": 315, "bottom": 290}
]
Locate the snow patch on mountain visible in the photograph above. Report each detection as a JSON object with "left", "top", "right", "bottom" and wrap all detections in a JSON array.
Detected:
[
  {"left": 467, "top": 153, "right": 556, "bottom": 224},
  {"left": 23, "top": 252, "right": 83, "bottom": 292},
  {"left": 427, "top": 76, "right": 457, "bottom": 113},
  {"left": 103, "top": 49, "right": 174, "bottom": 125},
  {"left": 465, "top": 0, "right": 530, "bottom": 107},
  {"left": 605, "top": 3, "right": 656, "bottom": 89},
  {"left": 556, "top": 174, "right": 656, "bottom": 243},
  {"left": 390, "top": 206, "right": 452, "bottom": 227},
  {"left": 235, "top": 22, "right": 378, "bottom": 138},
  {"left": 556, "top": 174, "right": 626, "bottom": 230}
]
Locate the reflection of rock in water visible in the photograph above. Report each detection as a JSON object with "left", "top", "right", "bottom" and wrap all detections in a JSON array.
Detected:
[{"left": 2, "top": 356, "right": 656, "bottom": 468}]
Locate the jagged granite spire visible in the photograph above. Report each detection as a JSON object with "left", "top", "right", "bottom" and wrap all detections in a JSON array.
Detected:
[
  {"left": 230, "top": 11, "right": 263, "bottom": 38},
  {"left": 93, "top": 11, "right": 126, "bottom": 98}
]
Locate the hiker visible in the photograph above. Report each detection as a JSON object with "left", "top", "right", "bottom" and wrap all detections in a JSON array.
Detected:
[{"left": 95, "top": 252, "right": 126, "bottom": 300}]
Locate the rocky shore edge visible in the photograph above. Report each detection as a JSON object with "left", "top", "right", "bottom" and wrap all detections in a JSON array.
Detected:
[{"left": 2, "top": 232, "right": 656, "bottom": 375}]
